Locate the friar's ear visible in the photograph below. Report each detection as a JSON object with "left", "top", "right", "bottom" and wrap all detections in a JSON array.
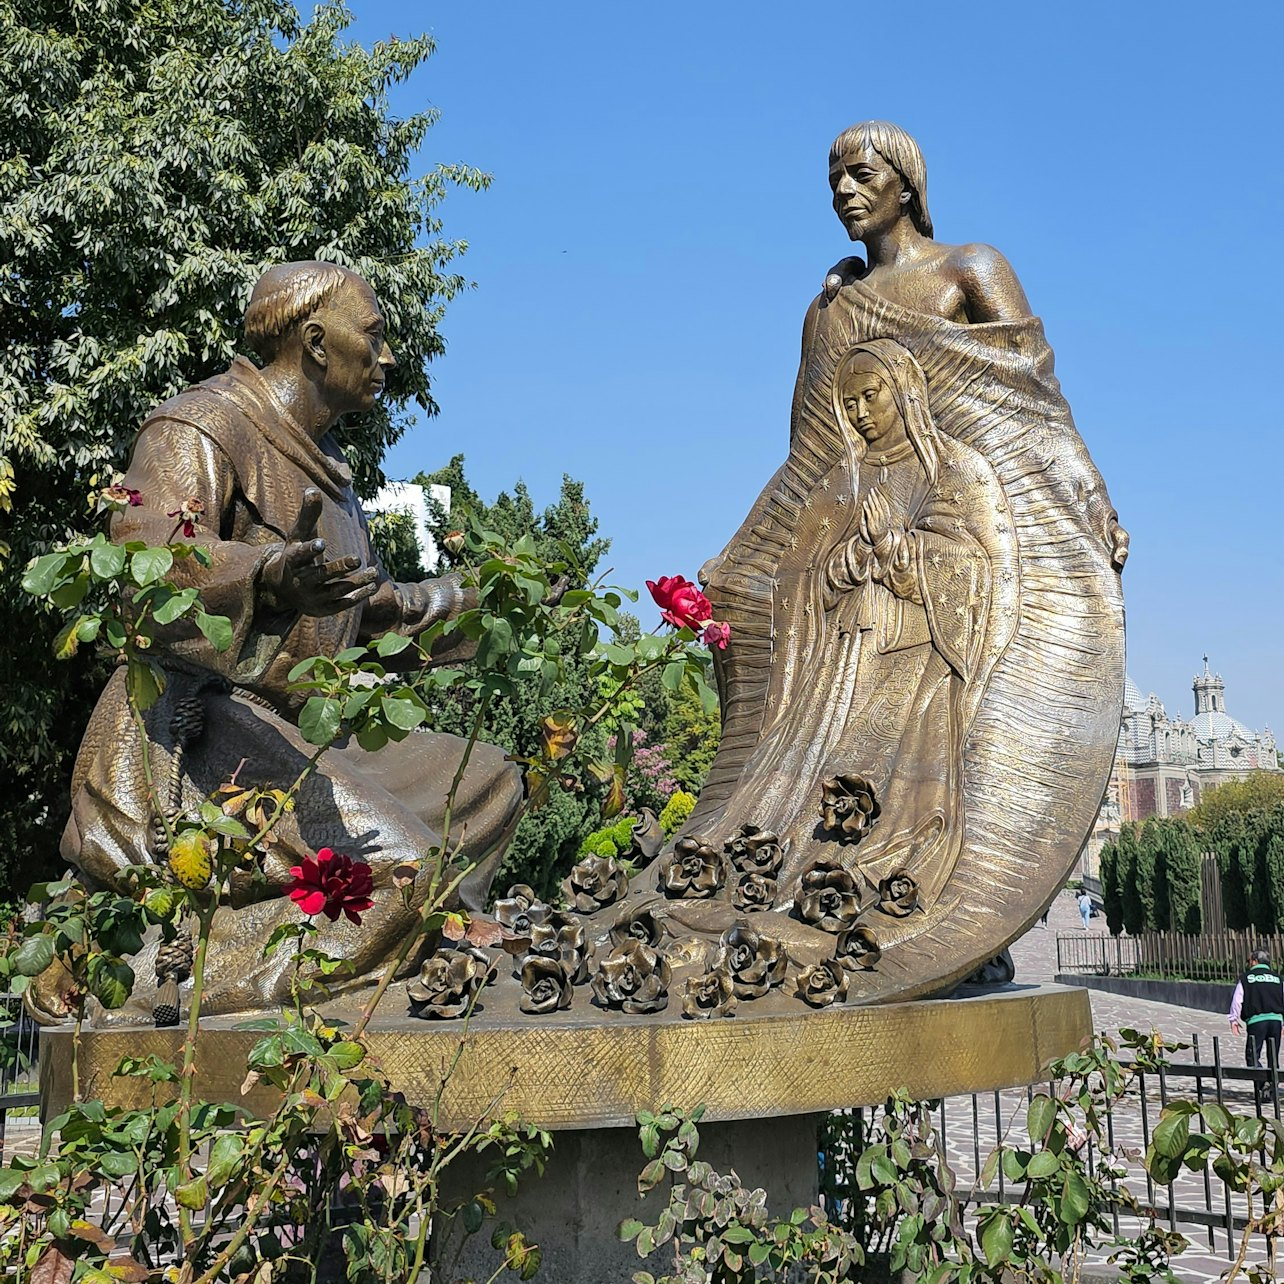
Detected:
[
  {"left": 301, "top": 317, "right": 328, "bottom": 368},
  {"left": 899, "top": 189, "right": 911, "bottom": 205}
]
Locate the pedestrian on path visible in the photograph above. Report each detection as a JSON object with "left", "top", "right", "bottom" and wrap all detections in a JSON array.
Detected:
[
  {"left": 1230, "top": 948, "right": 1284, "bottom": 1100},
  {"left": 1077, "top": 890, "right": 1093, "bottom": 930}
]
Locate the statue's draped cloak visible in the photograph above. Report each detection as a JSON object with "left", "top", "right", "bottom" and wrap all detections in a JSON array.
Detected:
[
  {"left": 685, "top": 277, "right": 1124, "bottom": 1000},
  {"left": 63, "top": 359, "right": 521, "bottom": 1016}
]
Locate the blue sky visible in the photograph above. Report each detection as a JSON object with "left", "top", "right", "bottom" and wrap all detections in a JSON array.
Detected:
[{"left": 351, "top": 1, "right": 1284, "bottom": 734}]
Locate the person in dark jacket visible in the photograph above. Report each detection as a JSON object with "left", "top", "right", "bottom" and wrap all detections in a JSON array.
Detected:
[{"left": 1230, "top": 949, "right": 1284, "bottom": 1097}]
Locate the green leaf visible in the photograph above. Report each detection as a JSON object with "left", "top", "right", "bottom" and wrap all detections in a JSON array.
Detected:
[
  {"left": 86, "top": 955, "right": 134, "bottom": 1009},
  {"left": 381, "top": 693, "right": 426, "bottom": 731},
  {"left": 152, "top": 586, "right": 200, "bottom": 624},
  {"left": 206, "top": 1133, "right": 244, "bottom": 1187},
  {"left": 1026, "top": 1149, "right": 1061, "bottom": 1179},
  {"left": 126, "top": 658, "right": 165, "bottom": 711},
  {"left": 89, "top": 542, "right": 128, "bottom": 580},
  {"left": 1202, "top": 1102, "right": 1232, "bottom": 1134},
  {"left": 328, "top": 1041, "right": 365, "bottom": 1070},
  {"left": 1153, "top": 1109, "right": 1190, "bottom": 1159},
  {"left": 175, "top": 1174, "right": 208, "bottom": 1210},
  {"left": 52, "top": 620, "right": 80, "bottom": 660},
  {"left": 21, "top": 552, "right": 71, "bottom": 597},
  {"left": 12, "top": 934, "right": 54, "bottom": 977},
  {"left": 195, "top": 610, "right": 233, "bottom": 651},
  {"left": 75, "top": 615, "right": 102, "bottom": 643},
  {"left": 1026, "top": 1093, "right": 1056, "bottom": 1143},
  {"left": 376, "top": 632, "right": 412, "bottom": 657},
  {"left": 979, "top": 1212, "right": 1014, "bottom": 1266},
  {"left": 299, "top": 696, "right": 343, "bottom": 745},
  {"left": 1060, "top": 1169, "right": 1090, "bottom": 1223},
  {"left": 618, "top": 1218, "right": 644, "bottom": 1243},
  {"left": 130, "top": 546, "right": 174, "bottom": 587}
]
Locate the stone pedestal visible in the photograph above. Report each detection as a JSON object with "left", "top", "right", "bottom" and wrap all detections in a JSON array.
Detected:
[{"left": 435, "top": 1113, "right": 822, "bottom": 1284}]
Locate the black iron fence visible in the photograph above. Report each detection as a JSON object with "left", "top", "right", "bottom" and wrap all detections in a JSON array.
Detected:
[
  {"left": 1056, "top": 930, "right": 1284, "bottom": 982},
  {"left": 0, "top": 994, "right": 40, "bottom": 1155},
  {"left": 822, "top": 1033, "right": 1282, "bottom": 1265}
]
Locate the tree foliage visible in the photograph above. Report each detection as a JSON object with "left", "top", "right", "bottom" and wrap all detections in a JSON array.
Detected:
[
  {"left": 411, "top": 456, "right": 618, "bottom": 901},
  {"left": 663, "top": 681, "right": 721, "bottom": 796},
  {"left": 1185, "top": 771, "right": 1284, "bottom": 835},
  {"left": 1, "top": 0, "right": 485, "bottom": 895},
  {"left": 1099, "top": 818, "right": 1204, "bottom": 936}
]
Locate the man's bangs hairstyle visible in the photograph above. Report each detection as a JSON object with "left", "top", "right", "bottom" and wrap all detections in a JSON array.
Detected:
[
  {"left": 244, "top": 261, "right": 351, "bottom": 360},
  {"left": 829, "top": 121, "right": 933, "bottom": 239}
]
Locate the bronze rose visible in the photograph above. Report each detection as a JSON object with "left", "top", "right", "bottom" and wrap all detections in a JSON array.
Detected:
[
  {"left": 708, "top": 924, "right": 788, "bottom": 999},
  {"left": 680, "top": 967, "right": 737, "bottom": 1020},
  {"left": 519, "top": 954, "right": 574, "bottom": 1014},
  {"left": 591, "top": 939, "right": 671, "bottom": 1014},
  {"left": 626, "top": 808, "right": 664, "bottom": 862},
  {"left": 818, "top": 773, "right": 880, "bottom": 845},
  {"left": 794, "top": 857, "right": 863, "bottom": 933},
  {"left": 661, "top": 837, "right": 724, "bottom": 899},
  {"left": 724, "top": 823, "right": 785, "bottom": 878},
  {"left": 732, "top": 873, "right": 777, "bottom": 912},
  {"left": 493, "top": 883, "right": 552, "bottom": 951},
  {"left": 878, "top": 870, "right": 920, "bottom": 918},
  {"left": 796, "top": 958, "right": 849, "bottom": 1008},
  {"left": 562, "top": 854, "right": 629, "bottom": 913},
  {"left": 835, "top": 924, "right": 882, "bottom": 971},
  {"left": 526, "top": 920, "right": 590, "bottom": 984},
  {"left": 609, "top": 906, "right": 664, "bottom": 949},
  {"left": 408, "top": 945, "right": 497, "bottom": 1019}
]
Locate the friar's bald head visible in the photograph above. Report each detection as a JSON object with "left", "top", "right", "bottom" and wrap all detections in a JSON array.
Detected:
[{"left": 244, "top": 261, "right": 357, "bottom": 361}]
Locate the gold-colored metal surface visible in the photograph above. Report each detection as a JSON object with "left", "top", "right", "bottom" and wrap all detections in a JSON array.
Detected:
[
  {"left": 42, "top": 984, "right": 1090, "bottom": 1131},
  {"left": 48, "top": 263, "right": 522, "bottom": 1022}
]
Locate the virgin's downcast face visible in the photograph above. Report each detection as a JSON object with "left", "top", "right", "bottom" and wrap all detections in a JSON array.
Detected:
[{"left": 839, "top": 361, "right": 906, "bottom": 449}]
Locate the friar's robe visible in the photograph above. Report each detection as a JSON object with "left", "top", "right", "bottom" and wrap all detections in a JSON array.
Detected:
[{"left": 63, "top": 357, "right": 521, "bottom": 1016}]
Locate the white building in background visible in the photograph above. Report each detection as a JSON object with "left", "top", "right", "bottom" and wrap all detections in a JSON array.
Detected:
[
  {"left": 1082, "top": 658, "right": 1279, "bottom": 875},
  {"left": 363, "top": 481, "right": 451, "bottom": 571}
]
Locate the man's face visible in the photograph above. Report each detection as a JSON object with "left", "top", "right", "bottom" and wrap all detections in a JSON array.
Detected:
[
  {"left": 829, "top": 145, "right": 907, "bottom": 242},
  {"left": 317, "top": 277, "right": 396, "bottom": 415}
]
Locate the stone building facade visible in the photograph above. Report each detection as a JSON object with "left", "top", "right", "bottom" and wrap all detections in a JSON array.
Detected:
[{"left": 1082, "top": 660, "right": 1278, "bottom": 875}]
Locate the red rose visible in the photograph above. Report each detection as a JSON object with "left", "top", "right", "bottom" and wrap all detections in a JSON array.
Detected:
[
  {"left": 646, "top": 575, "right": 713, "bottom": 632},
  {"left": 702, "top": 621, "right": 730, "bottom": 650},
  {"left": 167, "top": 497, "right": 206, "bottom": 539},
  {"left": 285, "top": 848, "right": 375, "bottom": 925}
]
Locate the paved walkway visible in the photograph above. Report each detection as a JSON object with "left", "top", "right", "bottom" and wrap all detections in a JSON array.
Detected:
[{"left": 980, "top": 891, "right": 1266, "bottom": 1282}]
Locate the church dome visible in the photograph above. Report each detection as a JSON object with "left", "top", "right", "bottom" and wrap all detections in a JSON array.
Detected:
[
  {"left": 1123, "top": 674, "right": 1147, "bottom": 713},
  {"left": 1191, "top": 709, "right": 1257, "bottom": 744}
]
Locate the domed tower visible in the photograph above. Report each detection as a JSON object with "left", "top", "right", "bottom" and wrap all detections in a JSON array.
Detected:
[{"left": 1193, "top": 656, "right": 1226, "bottom": 715}]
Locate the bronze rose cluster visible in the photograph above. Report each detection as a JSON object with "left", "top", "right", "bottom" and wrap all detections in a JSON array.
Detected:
[
  {"left": 794, "top": 856, "right": 863, "bottom": 933},
  {"left": 591, "top": 939, "right": 671, "bottom": 1014},
  {"left": 725, "top": 823, "right": 783, "bottom": 912},
  {"left": 562, "top": 854, "right": 628, "bottom": 913},
  {"left": 408, "top": 945, "right": 498, "bottom": 1019}
]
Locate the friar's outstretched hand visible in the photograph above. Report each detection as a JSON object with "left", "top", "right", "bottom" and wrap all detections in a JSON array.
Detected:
[{"left": 260, "top": 487, "right": 379, "bottom": 617}]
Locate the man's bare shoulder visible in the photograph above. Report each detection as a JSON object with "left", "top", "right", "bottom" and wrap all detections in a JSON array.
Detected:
[{"left": 940, "top": 242, "right": 1033, "bottom": 322}]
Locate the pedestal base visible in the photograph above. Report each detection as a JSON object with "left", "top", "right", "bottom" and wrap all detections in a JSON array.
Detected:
[
  {"left": 436, "top": 1113, "right": 822, "bottom": 1284},
  {"left": 39, "top": 983, "right": 1091, "bottom": 1129}
]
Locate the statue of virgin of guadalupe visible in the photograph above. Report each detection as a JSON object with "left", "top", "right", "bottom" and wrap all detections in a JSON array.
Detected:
[
  {"left": 709, "top": 338, "right": 1019, "bottom": 915},
  {"left": 641, "top": 123, "right": 1126, "bottom": 1003}
]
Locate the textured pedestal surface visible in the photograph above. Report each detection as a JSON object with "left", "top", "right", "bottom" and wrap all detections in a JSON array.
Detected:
[
  {"left": 437, "top": 1113, "right": 823, "bottom": 1284},
  {"left": 40, "top": 982, "right": 1089, "bottom": 1128}
]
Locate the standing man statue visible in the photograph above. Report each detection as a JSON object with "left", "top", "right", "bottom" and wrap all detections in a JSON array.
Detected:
[{"left": 56, "top": 262, "right": 523, "bottom": 1018}]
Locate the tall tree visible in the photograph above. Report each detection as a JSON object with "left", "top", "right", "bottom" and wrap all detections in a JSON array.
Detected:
[
  {"left": 1155, "top": 817, "right": 1203, "bottom": 935},
  {"left": 1099, "top": 839, "right": 1123, "bottom": 937},
  {"left": 1, "top": 0, "right": 484, "bottom": 895},
  {"left": 1115, "top": 823, "right": 1144, "bottom": 937}
]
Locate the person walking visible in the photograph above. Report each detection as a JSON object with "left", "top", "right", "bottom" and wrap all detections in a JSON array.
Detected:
[
  {"left": 1077, "top": 890, "right": 1093, "bottom": 930},
  {"left": 1230, "top": 948, "right": 1284, "bottom": 1105}
]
